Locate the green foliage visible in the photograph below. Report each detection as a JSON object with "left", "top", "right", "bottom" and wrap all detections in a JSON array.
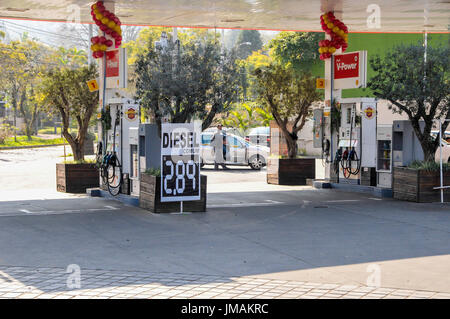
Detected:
[
  {"left": 330, "top": 100, "right": 341, "bottom": 134},
  {"left": 341, "top": 33, "right": 449, "bottom": 98},
  {"left": 368, "top": 43, "right": 450, "bottom": 161},
  {"left": 408, "top": 160, "right": 449, "bottom": 172},
  {"left": 0, "top": 38, "right": 52, "bottom": 139},
  {"left": 38, "top": 126, "right": 77, "bottom": 135},
  {"left": 101, "top": 106, "right": 112, "bottom": 131},
  {"left": 253, "top": 63, "right": 321, "bottom": 158},
  {"left": 0, "top": 123, "right": 14, "bottom": 144},
  {"left": 237, "top": 50, "right": 271, "bottom": 101},
  {"left": 134, "top": 37, "right": 240, "bottom": 131},
  {"left": 52, "top": 47, "right": 88, "bottom": 69},
  {"left": 145, "top": 167, "right": 161, "bottom": 177},
  {"left": 0, "top": 135, "right": 65, "bottom": 148},
  {"left": 254, "top": 107, "right": 274, "bottom": 126},
  {"left": 62, "top": 158, "right": 96, "bottom": 164},
  {"left": 124, "top": 27, "right": 173, "bottom": 67},
  {"left": 220, "top": 102, "right": 274, "bottom": 135},
  {"left": 236, "top": 30, "right": 263, "bottom": 59},
  {"left": 39, "top": 64, "right": 99, "bottom": 161},
  {"left": 267, "top": 32, "right": 322, "bottom": 73}
]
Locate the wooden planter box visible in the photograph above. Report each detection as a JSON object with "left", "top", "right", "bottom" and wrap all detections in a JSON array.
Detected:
[
  {"left": 393, "top": 167, "right": 450, "bottom": 202},
  {"left": 267, "top": 157, "right": 315, "bottom": 185},
  {"left": 56, "top": 163, "right": 99, "bottom": 193},
  {"left": 139, "top": 173, "right": 207, "bottom": 213}
]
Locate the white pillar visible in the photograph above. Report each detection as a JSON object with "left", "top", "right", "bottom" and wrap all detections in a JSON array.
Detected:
[{"left": 322, "top": 7, "right": 343, "bottom": 181}]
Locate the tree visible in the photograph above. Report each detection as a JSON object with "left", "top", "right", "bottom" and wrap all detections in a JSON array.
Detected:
[
  {"left": 236, "top": 30, "right": 263, "bottom": 59},
  {"left": 52, "top": 46, "right": 88, "bottom": 68},
  {"left": 40, "top": 65, "right": 98, "bottom": 161},
  {"left": 0, "top": 39, "right": 51, "bottom": 140},
  {"left": 134, "top": 36, "right": 240, "bottom": 131},
  {"left": 253, "top": 64, "right": 321, "bottom": 158},
  {"left": 267, "top": 32, "right": 322, "bottom": 73},
  {"left": 220, "top": 102, "right": 274, "bottom": 135},
  {"left": 368, "top": 44, "right": 450, "bottom": 162},
  {"left": 237, "top": 50, "right": 271, "bottom": 101}
]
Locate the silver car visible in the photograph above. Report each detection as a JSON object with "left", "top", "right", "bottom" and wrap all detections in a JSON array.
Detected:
[{"left": 200, "top": 132, "right": 269, "bottom": 170}]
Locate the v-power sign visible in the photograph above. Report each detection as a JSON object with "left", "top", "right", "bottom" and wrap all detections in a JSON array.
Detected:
[{"left": 161, "top": 123, "right": 201, "bottom": 202}]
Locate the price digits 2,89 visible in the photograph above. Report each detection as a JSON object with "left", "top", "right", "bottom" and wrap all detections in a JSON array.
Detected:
[{"left": 162, "top": 155, "right": 199, "bottom": 197}]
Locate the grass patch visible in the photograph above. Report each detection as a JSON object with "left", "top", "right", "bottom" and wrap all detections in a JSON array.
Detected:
[
  {"left": 0, "top": 135, "right": 66, "bottom": 148},
  {"left": 38, "top": 127, "right": 98, "bottom": 141},
  {"left": 38, "top": 127, "right": 78, "bottom": 135}
]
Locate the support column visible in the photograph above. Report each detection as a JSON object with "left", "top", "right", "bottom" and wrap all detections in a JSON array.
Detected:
[{"left": 323, "top": 8, "right": 343, "bottom": 182}]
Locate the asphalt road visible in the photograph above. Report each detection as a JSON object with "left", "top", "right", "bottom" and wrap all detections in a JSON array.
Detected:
[{"left": 0, "top": 146, "right": 449, "bottom": 294}]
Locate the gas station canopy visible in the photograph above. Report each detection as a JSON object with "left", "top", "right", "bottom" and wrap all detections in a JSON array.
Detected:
[{"left": 0, "top": 0, "right": 448, "bottom": 33}]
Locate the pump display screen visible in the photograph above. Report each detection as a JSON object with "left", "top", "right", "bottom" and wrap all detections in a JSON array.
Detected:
[{"left": 161, "top": 123, "right": 201, "bottom": 202}]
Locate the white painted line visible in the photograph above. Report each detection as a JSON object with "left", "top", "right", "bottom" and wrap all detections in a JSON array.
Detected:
[
  {"left": 208, "top": 201, "right": 285, "bottom": 208},
  {"left": 104, "top": 206, "right": 119, "bottom": 210},
  {"left": 325, "top": 200, "right": 361, "bottom": 203},
  {"left": 9, "top": 206, "right": 118, "bottom": 217},
  {"left": 368, "top": 197, "right": 383, "bottom": 201},
  {"left": 265, "top": 200, "right": 283, "bottom": 204}
]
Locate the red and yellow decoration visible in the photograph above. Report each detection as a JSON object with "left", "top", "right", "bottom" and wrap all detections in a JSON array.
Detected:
[
  {"left": 90, "top": 1, "right": 122, "bottom": 59},
  {"left": 318, "top": 11, "right": 348, "bottom": 60}
]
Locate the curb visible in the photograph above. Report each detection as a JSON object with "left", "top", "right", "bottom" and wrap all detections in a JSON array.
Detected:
[
  {"left": 0, "top": 143, "right": 66, "bottom": 150},
  {"left": 87, "top": 187, "right": 140, "bottom": 207}
]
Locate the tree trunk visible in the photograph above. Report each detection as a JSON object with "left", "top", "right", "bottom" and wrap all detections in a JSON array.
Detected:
[
  {"left": 409, "top": 118, "right": 438, "bottom": 163},
  {"left": 285, "top": 134, "right": 298, "bottom": 159},
  {"left": 58, "top": 108, "right": 82, "bottom": 162},
  {"left": 272, "top": 110, "right": 298, "bottom": 159},
  {"left": 72, "top": 144, "right": 84, "bottom": 162},
  {"left": 18, "top": 89, "right": 33, "bottom": 141},
  {"left": 421, "top": 141, "right": 438, "bottom": 163}
]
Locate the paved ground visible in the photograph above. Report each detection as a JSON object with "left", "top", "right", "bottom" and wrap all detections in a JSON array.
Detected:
[
  {"left": 0, "top": 145, "right": 93, "bottom": 200},
  {"left": 1, "top": 266, "right": 449, "bottom": 299},
  {"left": 0, "top": 146, "right": 449, "bottom": 299}
]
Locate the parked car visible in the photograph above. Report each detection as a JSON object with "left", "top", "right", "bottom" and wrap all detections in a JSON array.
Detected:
[
  {"left": 245, "top": 126, "right": 270, "bottom": 148},
  {"left": 200, "top": 131, "right": 269, "bottom": 170}
]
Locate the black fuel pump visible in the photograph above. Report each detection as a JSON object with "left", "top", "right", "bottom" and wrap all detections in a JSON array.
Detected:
[{"left": 99, "top": 107, "right": 123, "bottom": 196}]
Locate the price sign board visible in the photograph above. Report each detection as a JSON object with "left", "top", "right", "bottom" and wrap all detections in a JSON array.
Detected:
[
  {"left": 333, "top": 51, "right": 367, "bottom": 89},
  {"left": 161, "top": 123, "right": 201, "bottom": 202}
]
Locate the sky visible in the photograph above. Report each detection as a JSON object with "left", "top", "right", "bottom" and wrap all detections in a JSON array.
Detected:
[{"left": 0, "top": 18, "right": 279, "bottom": 50}]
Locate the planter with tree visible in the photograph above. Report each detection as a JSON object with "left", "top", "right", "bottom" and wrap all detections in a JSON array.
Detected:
[
  {"left": 368, "top": 43, "right": 449, "bottom": 201},
  {"left": 253, "top": 63, "right": 321, "bottom": 185},
  {"left": 393, "top": 162, "right": 450, "bottom": 202},
  {"left": 139, "top": 169, "right": 207, "bottom": 213},
  {"left": 40, "top": 64, "right": 99, "bottom": 193},
  {"left": 134, "top": 31, "right": 240, "bottom": 211}
]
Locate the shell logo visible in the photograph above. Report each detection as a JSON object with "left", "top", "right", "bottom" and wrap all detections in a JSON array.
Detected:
[
  {"left": 363, "top": 106, "right": 375, "bottom": 120},
  {"left": 125, "top": 108, "right": 137, "bottom": 121}
]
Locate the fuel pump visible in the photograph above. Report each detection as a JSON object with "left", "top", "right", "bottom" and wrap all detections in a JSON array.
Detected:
[
  {"left": 336, "top": 102, "right": 360, "bottom": 183},
  {"left": 98, "top": 98, "right": 140, "bottom": 196}
]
